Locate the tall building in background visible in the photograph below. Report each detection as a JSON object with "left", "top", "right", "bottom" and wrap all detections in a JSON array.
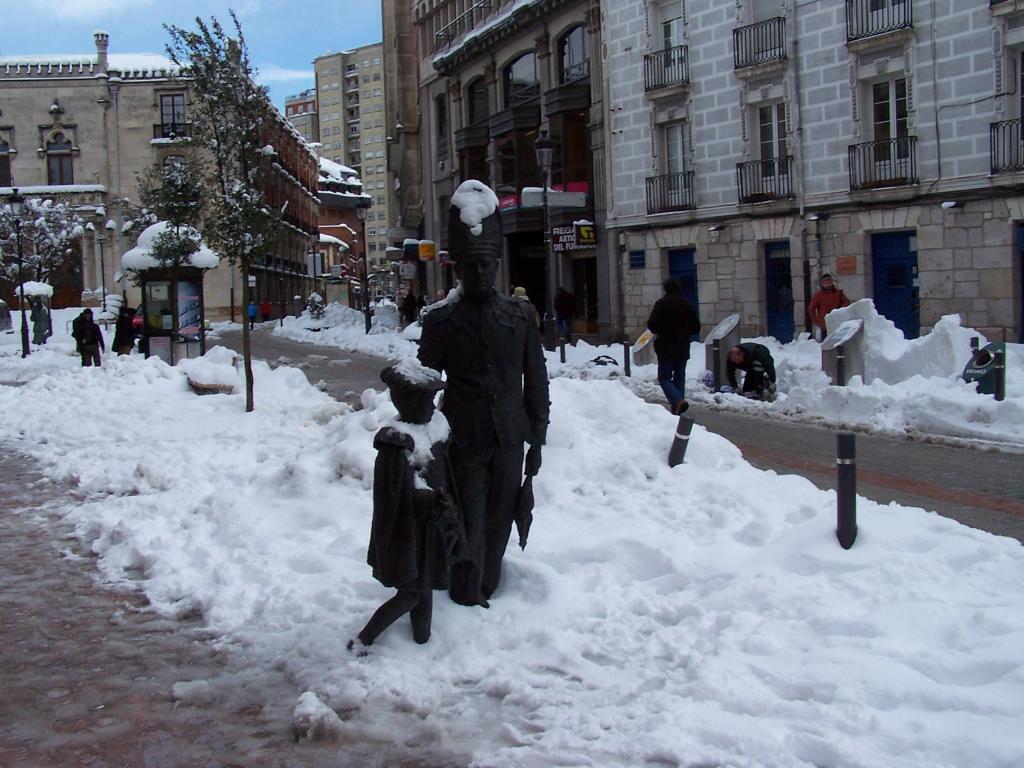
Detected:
[
  {"left": 284, "top": 88, "right": 319, "bottom": 144},
  {"left": 314, "top": 43, "right": 391, "bottom": 269}
]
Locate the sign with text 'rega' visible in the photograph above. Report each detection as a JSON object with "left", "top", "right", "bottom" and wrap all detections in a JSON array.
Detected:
[{"left": 551, "top": 222, "right": 597, "bottom": 252}]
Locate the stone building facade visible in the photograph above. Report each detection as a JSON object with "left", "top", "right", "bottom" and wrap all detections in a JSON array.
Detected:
[
  {"left": 314, "top": 44, "right": 393, "bottom": 269},
  {"left": 284, "top": 88, "right": 319, "bottom": 144},
  {"left": 412, "top": 0, "right": 613, "bottom": 339},
  {"left": 1, "top": 33, "right": 320, "bottom": 321},
  {"left": 604, "top": 0, "right": 1024, "bottom": 342}
]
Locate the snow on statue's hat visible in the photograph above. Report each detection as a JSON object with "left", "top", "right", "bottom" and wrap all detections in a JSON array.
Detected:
[
  {"left": 448, "top": 179, "right": 502, "bottom": 258},
  {"left": 380, "top": 357, "right": 446, "bottom": 396}
]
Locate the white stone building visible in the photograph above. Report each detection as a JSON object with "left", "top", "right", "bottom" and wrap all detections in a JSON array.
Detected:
[{"left": 604, "top": 0, "right": 1024, "bottom": 342}]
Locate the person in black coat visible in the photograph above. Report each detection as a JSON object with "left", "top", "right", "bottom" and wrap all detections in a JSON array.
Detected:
[
  {"left": 646, "top": 278, "right": 701, "bottom": 414},
  {"left": 727, "top": 342, "right": 777, "bottom": 400},
  {"left": 419, "top": 187, "right": 550, "bottom": 607},
  {"left": 112, "top": 305, "right": 135, "bottom": 355},
  {"left": 400, "top": 291, "right": 418, "bottom": 326},
  {"left": 72, "top": 308, "right": 105, "bottom": 367},
  {"left": 354, "top": 360, "right": 467, "bottom": 648}
]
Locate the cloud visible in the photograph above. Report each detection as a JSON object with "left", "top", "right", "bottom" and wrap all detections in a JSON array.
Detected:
[
  {"left": 256, "top": 64, "right": 314, "bottom": 84},
  {"left": 17, "top": 0, "right": 154, "bottom": 21}
]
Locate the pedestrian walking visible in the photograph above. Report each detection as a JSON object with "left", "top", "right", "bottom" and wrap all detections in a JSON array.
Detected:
[
  {"left": 553, "top": 287, "right": 576, "bottom": 344},
  {"left": 512, "top": 286, "right": 541, "bottom": 329},
  {"left": 112, "top": 305, "right": 136, "bottom": 355},
  {"left": 726, "top": 342, "right": 777, "bottom": 401},
  {"left": 30, "top": 297, "right": 49, "bottom": 346},
  {"left": 247, "top": 301, "right": 258, "bottom": 330},
  {"left": 351, "top": 360, "right": 467, "bottom": 650},
  {"left": 259, "top": 300, "right": 272, "bottom": 322},
  {"left": 646, "top": 277, "right": 701, "bottom": 415},
  {"left": 72, "top": 308, "right": 105, "bottom": 367},
  {"left": 400, "top": 291, "right": 418, "bottom": 326},
  {"left": 808, "top": 273, "right": 850, "bottom": 339}
]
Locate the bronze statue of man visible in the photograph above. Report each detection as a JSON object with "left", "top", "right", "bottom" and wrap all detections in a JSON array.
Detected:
[{"left": 418, "top": 180, "right": 550, "bottom": 607}]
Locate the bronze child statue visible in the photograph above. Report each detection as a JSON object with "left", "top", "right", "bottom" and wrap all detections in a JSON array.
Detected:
[{"left": 352, "top": 358, "right": 466, "bottom": 649}]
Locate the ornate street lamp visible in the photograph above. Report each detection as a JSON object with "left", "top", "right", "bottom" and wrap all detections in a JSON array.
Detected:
[
  {"left": 357, "top": 205, "right": 371, "bottom": 334},
  {"left": 9, "top": 189, "right": 30, "bottom": 358},
  {"left": 534, "top": 130, "right": 557, "bottom": 349},
  {"left": 94, "top": 207, "right": 108, "bottom": 316}
]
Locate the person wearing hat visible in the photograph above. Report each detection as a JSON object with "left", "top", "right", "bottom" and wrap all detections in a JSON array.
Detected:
[
  {"left": 354, "top": 358, "right": 467, "bottom": 648},
  {"left": 808, "top": 273, "right": 850, "bottom": 338},
  {"left": 419, "top": 180, "right": 550, "bottom": 608}
]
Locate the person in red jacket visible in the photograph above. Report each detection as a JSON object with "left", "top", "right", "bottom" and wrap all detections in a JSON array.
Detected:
[{"left": 808, "top": 274, "right": 850, "bottom": 337}]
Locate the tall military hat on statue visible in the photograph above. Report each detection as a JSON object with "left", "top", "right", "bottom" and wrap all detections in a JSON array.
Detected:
[{"left": 448, "top": 180, "right": 503, "bottom": 260}]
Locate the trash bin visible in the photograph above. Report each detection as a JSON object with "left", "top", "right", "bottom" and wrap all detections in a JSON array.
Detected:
[
  {"left": 962, "top": 342, "right": 1006, "bottom": 395},
  {"left": 704, "top": 314, "right": 741, "bottom": 390},
  {"left": 821, "top": 319, "right": 865, "bottom": 386}
]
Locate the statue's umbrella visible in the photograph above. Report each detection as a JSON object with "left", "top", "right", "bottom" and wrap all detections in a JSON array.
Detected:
[{"left": 515, "top": 476, "right": 534, "bottom": 550}]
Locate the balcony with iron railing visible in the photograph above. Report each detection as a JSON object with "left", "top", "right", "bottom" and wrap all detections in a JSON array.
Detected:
[
  {"left": 990, "top": 118, "right": 1024, "bottom": 174},
  {"left": 644, "top": 45, "right": 690, "bottom": 92},
  {"left": 561, "top": 59, "right": 590, "bottom": 85},
  {"left": 733, "top": 18, "right": 786, "bottom": 70},
  {"left": 646, "top": 171, "right": 695, "bottom": 215},
  {"left": 848, "top": 136, "right": 918, "bottom": 190},
  {"left": 433, "top": 0, "right": 493, "bottom": 54},
  {"left": 736, "top": 157, "right": 793, "bottom": 203},
  {"left": 153, "top": 122, "right": 191, "bottom": 140},
  {"left": 846, "top": 0, "right": 913, "bottom": 44}
]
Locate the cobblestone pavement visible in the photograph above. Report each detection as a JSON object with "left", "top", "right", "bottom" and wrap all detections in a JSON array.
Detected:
[{"left": 0, "top": 452, "right": 461, "bottom": 767}]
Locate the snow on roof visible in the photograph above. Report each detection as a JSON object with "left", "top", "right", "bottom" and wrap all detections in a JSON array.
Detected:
[
  {"left": 16, "top": 281, "right": 54, "bottom": 298},
  {"left": 319, "top": 156, "right": 361, "bottom": 183},
  {"left": 121, "top": 221, "right": 219, "bottom": 271},
  {"left": 0, "top": 52, "right": 178, "bottom": 76},
  {"left": 451, "top": 179, "right": 499, "bottom": 236},
  {"left": 433, "top": 0, "right": 540, "bottom": 68},
  {"left": 1, "top": 185, "right": 106, "bottom": 195},
  {"left": 319, "top": 233, "right": 348, "bottom": 248}
]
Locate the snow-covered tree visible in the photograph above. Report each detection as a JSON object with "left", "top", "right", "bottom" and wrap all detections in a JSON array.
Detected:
[
  {"left": 307, "top": 291, "right": 326, "bottom": 320},
  {"left": 0, "top": 197, "right": 85, "bottom": 288},
  {"left": 165, "top": 12, "right": 281, "bottom": 413}
]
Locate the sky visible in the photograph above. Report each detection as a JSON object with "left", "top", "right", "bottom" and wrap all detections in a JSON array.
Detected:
[{"left": 0, "top": 0, "right": 384, "bottom": 111}]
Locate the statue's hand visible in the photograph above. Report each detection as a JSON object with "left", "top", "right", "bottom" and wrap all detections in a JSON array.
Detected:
[{"left": 524, "top": 445, "right": 542, "bottom": 477}]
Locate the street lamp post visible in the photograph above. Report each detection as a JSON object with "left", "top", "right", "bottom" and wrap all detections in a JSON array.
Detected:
[
  {"left": 534, "top": 130, "right": 557, "bottom": 350},
  {"left": 357, "top": 206, "right": 371, "bottom": 334},
  {"left": 94, "top": 208, "right": 108, "bottom": 316},
  {"left": 9, "top": 189, "right": 30, "bottom": 358}
]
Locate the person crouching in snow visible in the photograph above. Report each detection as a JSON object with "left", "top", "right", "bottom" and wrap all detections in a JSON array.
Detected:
[
  {"left": 351, "top": 359, "right": 467, "bottom": 649},
  {"left": 726, "top": 342, "right": 778, "bottom": 401}
]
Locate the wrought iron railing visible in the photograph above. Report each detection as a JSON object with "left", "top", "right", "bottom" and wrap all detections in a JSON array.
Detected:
[
  {"left": 434, "top": 1, "right": 493, "bottom": 54},
  {"left": 153, "top": 122, "right": 191, "bottom": 139},
  {"left": 736, "top": 157, "right": 793, "bottom": 203},
  {"left": 990, "top": 119, "right": 1024, "bottom": 174},
  {"left": 848, "top": 136, "right": 917, "bottom": 190},
  {"left": 561, "top": 60, "right": 590, "bottom": 85},
  {"left": 733, "top": 18, "right": 786, "bottom": 69},
  {"left": 846, "top": 0, "right": 912, "bottom": 42},
  {"left": 646, "top": 171, "right": 695, "bottom": 214},
  {"left": 644, "top": 45, "right": 690, "bottom": 91}
]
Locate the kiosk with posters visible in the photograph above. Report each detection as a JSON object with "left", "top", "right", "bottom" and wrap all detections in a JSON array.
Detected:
[{"left": 121, "top": 222, "right": 219, "bottom": 365}]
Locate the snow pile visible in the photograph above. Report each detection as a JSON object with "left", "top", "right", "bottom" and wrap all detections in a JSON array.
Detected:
[
  {"left": 826, "top": 299, "right": 979, "bottom": 383},
  {"left": 176, "top": 345, "right": 240, "bottom": 391},
  {"left": 269, "top": 302, "right": 418, "bottom": 359},
  {"left": 121, "top": 221, "right": 220, "bottom": 271},
  {"left": 16, "top": 281, "right": 53, "bottom": 298},
  {"left": 0, "top": 355, "right": 1022, "bottom": 767},
  {"left": 292, "top": 691, "right": 343, "bottom": 742},
  {"left": 451, "top": 179, "right": 498, "bottom": 235}
]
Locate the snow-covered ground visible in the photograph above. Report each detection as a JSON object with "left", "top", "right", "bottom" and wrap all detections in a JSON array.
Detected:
[{"left": 1, "top": 320, "right": 1022, "bottom": 767}]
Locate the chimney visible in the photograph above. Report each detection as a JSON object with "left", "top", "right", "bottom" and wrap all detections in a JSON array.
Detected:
[{"left": 94, "top": 31, "right": 109, "bottom": 73}]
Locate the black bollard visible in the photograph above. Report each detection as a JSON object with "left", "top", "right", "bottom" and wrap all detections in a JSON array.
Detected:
[
  {"left": 559, "top": 341, "right": 566, "bottom": 364},
  {"left": 623, "top": 340, "right": 631, "bottom": 378},
  {"left": 835, "top": 345, "right": 846, "bottom": 387},
  {"left": 668, "top": 415, "right": 694, "bottom": 468},
  {"left": 712, "top": 340, "right": 721, "bottom": 390},
  {"left": 836, "top": 432, "right": 857, "bottom": 549},
  {"left": 994, "top": 349, "right": 1006, "bottom": 402}
]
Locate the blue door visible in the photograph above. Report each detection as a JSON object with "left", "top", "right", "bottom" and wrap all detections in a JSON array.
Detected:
[
  {"left": 668, "top": 247, "right": 700, "bottom": 340},
  {"left": 871, "top": 231, "right": 918, "bottom": 338},
  {"left": 764, "top": 241, "right": 794, "bottom": 341}
]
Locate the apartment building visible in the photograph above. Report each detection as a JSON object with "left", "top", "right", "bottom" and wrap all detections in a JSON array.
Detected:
[
  {"left": 605, "top": 0, "right": 1024, "bottom": 342},
  {"left": 284, "top": 87, "right": 319, "bottom": 144},
  {"left": 314, "top": 44, "right": 393, "bottom": 269},
  {"left": 413, "top": 0, "right": 613, "bottom": 339}
]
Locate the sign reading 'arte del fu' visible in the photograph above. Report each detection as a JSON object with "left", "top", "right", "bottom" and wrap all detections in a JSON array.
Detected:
[{"left": 551, "top": 222, "right": 597, "bottom": 253}]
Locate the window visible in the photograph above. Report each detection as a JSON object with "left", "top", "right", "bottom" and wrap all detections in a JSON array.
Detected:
[
  {"left": 435, "top": 93, "right": 449, "bottom": 163},
  {"left": 504, "top": 53, "right": 539, "bottom": 107},
  {"left": 377, "top": 164, "right": 384, "bottom": 174},
  {"left": 660, "top": 0, "right": 684, "bottom": 51},
  {"left": 559, "top": 26, "right": 589, "bottom": 84},
  {"left": 872, "top": 78, "right": 909, "bottom": 147},
  {"left": 373, "top": 73, "right": 381, "bottom": 81},
  {"left": 0, "top": 139, "right": 10, "bottom": 187},
  {"left": 758, "top": 103, "right": 788, "bottom": 174},
  {"left": 46, "top": 133, "right": 73, "bottom": 185},
  {"left": 665, "top": 122, "right": 688, "bottom": 176},
  {"left": 373, "top": 57, "right": 381, "bottom": 65},
  {"left": 160, "top": 93, "right": 186, "bottom": 129},
  {"left": 629, "top": 250, "right": 646, "bottom": 270},
  {"left": 363, "top": 60, "right": 370, "bottom": 67},
  {"left": 467, "top": 78, "right": 489, "bottom": 124}
]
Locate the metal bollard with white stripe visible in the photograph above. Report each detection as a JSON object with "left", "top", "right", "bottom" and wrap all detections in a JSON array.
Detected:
[
  {"left": 559, "top": 341, "right": 566, "bottom": 364},
  {"left": 836, "top": 432, "right": 857, "bottom": 549},
  {"left": 994, "top": 349, "right": 1006, "bottom": 402},
  {"left": 668, "top": 415, "right": 695, "bottom": 468}
]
